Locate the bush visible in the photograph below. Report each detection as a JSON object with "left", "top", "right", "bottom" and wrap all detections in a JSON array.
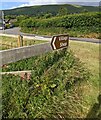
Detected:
[{"left": 19, "top": 12, "right": 100, "bottom": 29}]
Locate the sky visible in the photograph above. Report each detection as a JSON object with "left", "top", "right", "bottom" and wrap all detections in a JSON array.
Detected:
[{"left": 0, "top": 0, "right": 100, "bottom": 10}]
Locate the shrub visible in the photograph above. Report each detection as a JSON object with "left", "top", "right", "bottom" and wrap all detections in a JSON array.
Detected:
[{"left": 19, "top": 12, "right": 100, "bottom": 29}]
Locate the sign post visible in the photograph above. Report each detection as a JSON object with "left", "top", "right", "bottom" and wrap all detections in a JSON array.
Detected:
[{"left": 51, "top": 34, "right": 69, "bottom": 50}]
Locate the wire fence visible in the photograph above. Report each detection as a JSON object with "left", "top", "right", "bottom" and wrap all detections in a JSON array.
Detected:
[
  {"left": 0, "top": 35, "right": 37, "bottom": 50},
  {"left": 0, "top": 43, "right": 17, "bottom": 50}
]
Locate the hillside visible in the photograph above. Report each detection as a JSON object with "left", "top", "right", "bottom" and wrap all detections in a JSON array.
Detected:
[{"left": 4, "top": 4, "right": 99, "bottom": 16}]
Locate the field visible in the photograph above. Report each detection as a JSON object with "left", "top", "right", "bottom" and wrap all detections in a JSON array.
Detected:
[
  {"left": 2, "top": 39, "right": 100, "bottom": 119},
  {"left": 0, "top": 36, "right": 47, "bottom": 50}
]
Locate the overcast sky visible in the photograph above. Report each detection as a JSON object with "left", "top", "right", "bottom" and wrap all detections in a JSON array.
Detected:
[{"left": 0, "top": 0, "right": 100, "bottom": 10}]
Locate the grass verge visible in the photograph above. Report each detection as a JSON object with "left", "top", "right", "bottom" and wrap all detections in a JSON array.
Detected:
[
  {"left": 21, "top": 27, "right": 100, "bottom": 39},
  {"left": 2, "top": 40, "right": 100, "bottom": 119},
  {"left": 69, "top": 41, "right": 100, "bottom": 118},
  {"left": 0, "top": 36, "right": 47, "bottom": 50}
]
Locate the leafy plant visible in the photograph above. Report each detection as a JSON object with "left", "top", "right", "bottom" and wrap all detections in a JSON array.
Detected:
[
  {"left": 2, "top": 49, "right": 90, "bottom": 118},
  {"left": 19, "top": 12, "right": 100, "bottom": 38}
]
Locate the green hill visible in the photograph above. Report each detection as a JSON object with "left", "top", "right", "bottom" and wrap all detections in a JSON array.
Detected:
[{"left": 4, "top": 4, "right": 99, "bottom": 16}]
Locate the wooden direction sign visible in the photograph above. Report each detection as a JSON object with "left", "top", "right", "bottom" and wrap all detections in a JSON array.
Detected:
[{"left": 51, "top": 34, "right": 69, "bottom": 50}]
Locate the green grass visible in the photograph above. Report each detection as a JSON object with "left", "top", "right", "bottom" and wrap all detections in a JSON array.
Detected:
[
  {"left": 70, "top": 41, "right": 99, "bottom": 84},
  {"left": 21, "top": 26, "right": 100, "bottom": 39},
  {"left": 2, "top": 49, "right": 90, "bottom": 118},
  {"left": 0, "top": 36, "right": 47, "bottom": 50},
  {"left": 69, "top": 41, "right": 100, "bottom": 118},
  {"left": 2, "top": 41, "right": 100, "bottom": 119}
]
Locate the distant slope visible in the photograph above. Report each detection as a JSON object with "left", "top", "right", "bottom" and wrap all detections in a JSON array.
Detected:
[{"left": 4, "top": 4, "right": 99, "bottom": 16}]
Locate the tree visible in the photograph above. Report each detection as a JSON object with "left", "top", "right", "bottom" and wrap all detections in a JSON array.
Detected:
[
  {"left": 57, "top": 7, "right": 68, "bottom": 16},
  {"left": 43, "top": 13, "right": 52, "bottom": 18},
  {"left": 82, "top": 9, "right": 88, "bottom": 13}
]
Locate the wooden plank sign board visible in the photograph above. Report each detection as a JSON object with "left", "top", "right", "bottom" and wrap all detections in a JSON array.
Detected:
[{"left": 51, "top": 34, "right": 69, "bottom": 50}]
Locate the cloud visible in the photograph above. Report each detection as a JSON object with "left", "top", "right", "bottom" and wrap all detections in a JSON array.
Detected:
[
  {"left": 1, "top": 0, "right": 28, "bottom": 2},
  {"left": 6, "top": 0, "right": 58, "bottom": 9},
  {"left": 29, "top": 0, "right": 57, "bottom": 5},
  {"left": 10, "top": 3, "right": 30, "bottom": 9},
  {"left": 2, "top": 0, "right": 100, "bottom": 3},
  {"left": 15, "top": 0, "right": 100, "bottom": 8},
  {"left": 1, "top": 0, "right": 100, "bottom": 10}
]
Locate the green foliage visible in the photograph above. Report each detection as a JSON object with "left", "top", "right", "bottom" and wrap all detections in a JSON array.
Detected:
[
  {"left": 5, "top": 24, "right": 10, "bottom": 29},
  {"left": 15, "top": 15, "right": 29, "bottom": 26},
  {"left": 2, "top": 49, "right": 67, "bottom": 72},
  {"left": 57, "top": 7, "right": 68, "bottom": 16},
  {"left": 20, "top": 12, "right": 100, "bottom": 29},
  {"left": 43, "top": 13, "right": 53, "bottom": 18},
  {"left": 4, "top": 4, "right": 99, "bottom": 16},
  {"left": 82, "top": 9, "right": 88, "bottom": 13},
  {"left": 2, "top": 49, "right": 90, "bottom": 118},
  {"left": 20, "top": 18, "right": 38, "bottom": 28},
  {"left": 19, "top": 12, "right": 100, "bottom": 38},
  {"left": 5, "top": 15, "right": 16, "bottom": 19}
]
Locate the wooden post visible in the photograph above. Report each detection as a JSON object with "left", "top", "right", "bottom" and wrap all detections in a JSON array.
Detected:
[
  {"left": 20, "top": 35, "right": 23, "bottom": 46},
  {"left": 18, "top": 35, "right": 21, "bottom": 47},
  {"left": 18, "top": 35, "right": 23, "bottom": 47},
  {"left": 11, "top": 42, "right": 13, "bottom": 48},
  {"left": 23, "top": 40, "right": 26, "bottom": 46},
  {"left": 25, "top": 41, "right": 27, "bottom": 46},
  {"left": 34, "top": 40, "right": 35, "bottom": 44},
  {"left": 30, "top": 41, "right": 31, "bottom": 45}
]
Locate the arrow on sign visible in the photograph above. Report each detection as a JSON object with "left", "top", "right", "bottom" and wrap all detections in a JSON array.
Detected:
[{"left": 51, "top": 34, "right": 69, "bottom": 50}]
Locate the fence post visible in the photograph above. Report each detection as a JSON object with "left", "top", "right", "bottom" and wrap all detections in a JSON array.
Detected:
[
  {"left": 11, "top": 42, "right": 13, "bottom": 48},
  {"left": 18, "top": 35, "right": 20, "bottom": 47},
  {"left": 18, "top": 35, "right": 23, "bottom": 47},
  {"left": 20, "top": 35, "right": 23, "bottom": 46},
  {"left": 30, "top": 41, "right": 31, "bottom": 45}
]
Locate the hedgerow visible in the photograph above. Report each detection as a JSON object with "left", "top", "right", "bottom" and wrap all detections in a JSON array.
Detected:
[{"left": 20, "top": 12, "right": 100, "bottom": 29}]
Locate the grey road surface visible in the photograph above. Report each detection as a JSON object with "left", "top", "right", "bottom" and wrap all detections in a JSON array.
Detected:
[
  {"left": 0, "top": 27, "right": 21, "bottom": 34},
  {"left": 0, "top": 27, "right": 100, "bottom": 44}
]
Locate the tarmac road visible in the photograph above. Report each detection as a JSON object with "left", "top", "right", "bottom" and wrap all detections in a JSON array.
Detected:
[
  {"left": 0, "top": 27, "right": 21, "bottom": 35},
  {"left": 0, "top": 27, "right": 100, "bottom": 44}
]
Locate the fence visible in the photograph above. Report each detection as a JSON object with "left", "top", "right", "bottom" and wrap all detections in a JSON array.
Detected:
[
  {"left": 0, "top": 43, "right": 17, "bottom": 50},
  {"left": 0, "top": 42, "right": 52, "bottom": 66},
  {"left": 0, "top": 35, "right": 39, "bottom": 50}
]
